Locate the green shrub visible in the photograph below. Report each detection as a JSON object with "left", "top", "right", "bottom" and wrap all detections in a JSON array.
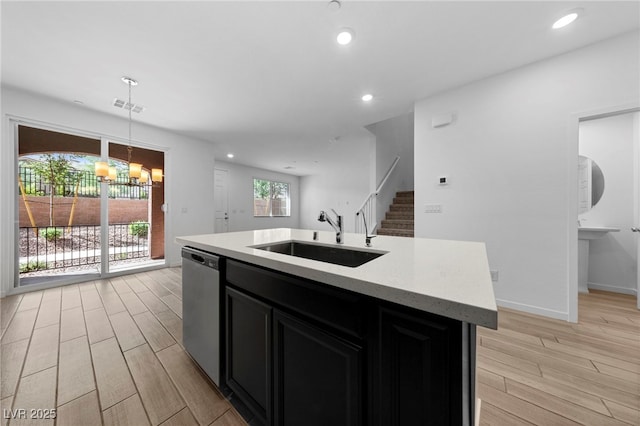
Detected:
[
  {"left": 128, "top": 221, "right": 149, "bottom": 237},
  {"left": 39, "top": 227, "right": 63, "bottom": 242},
  {"left": 20, "top": 260, "right": 47, "bottom": 273}
]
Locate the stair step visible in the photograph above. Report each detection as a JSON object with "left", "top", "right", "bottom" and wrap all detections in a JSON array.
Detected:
[
  {"left": 386, "top": 212, "right": 414, "bottom": 220},
  {"left": 380, "top": 220, "right": 414, "bottom": 230},
  {"left": 390, "top": 204, "right": 413, "bottom": 212},
  {"left": 377, "top": 228, "right": 414, "bottom": 237},
  {"left": 393, "top": 197, "right": 414, "bottom": 204},
  {"left": 396, "top": 190, "right": 415, "bottom": 198}
]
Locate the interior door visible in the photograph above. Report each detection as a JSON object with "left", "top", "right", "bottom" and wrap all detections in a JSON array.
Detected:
[{"left": 214, "top": 168, "right": 229, "bottom": 233}]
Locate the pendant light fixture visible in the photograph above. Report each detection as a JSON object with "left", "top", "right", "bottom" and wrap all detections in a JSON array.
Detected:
[{"left": 95, "top": 76, "right": 163, "bottom": 185}]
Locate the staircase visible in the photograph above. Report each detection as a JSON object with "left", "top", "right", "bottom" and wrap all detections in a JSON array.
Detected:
[{"left": 377, "top": 191, "right": 414, "bottom": 237}]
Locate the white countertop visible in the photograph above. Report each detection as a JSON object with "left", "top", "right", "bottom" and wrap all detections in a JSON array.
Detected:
[{"left": 176, "top": 228, "right": 498, "bottom": 329}]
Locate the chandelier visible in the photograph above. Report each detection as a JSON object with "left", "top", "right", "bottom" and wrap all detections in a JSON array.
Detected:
[{"left": 95, "top": 76, "right": 163, "bottom": 186}]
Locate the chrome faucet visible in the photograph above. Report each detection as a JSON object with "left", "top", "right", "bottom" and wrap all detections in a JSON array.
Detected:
[{"left": 318, "top": 209, "right": 343, "bottom": 244}]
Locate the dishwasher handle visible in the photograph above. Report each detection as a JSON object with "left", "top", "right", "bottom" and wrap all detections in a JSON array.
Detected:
[{"left": 182, "top": 247, "right": 220, "bottom": 270}]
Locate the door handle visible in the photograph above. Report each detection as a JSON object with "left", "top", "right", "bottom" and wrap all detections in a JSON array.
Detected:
[{"left": 632, "top": 227, "right": 640, "bottom": 232}]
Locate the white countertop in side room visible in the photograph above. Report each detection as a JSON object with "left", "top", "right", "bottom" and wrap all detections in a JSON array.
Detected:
[{"left": 176, "top": 228, "right": 498, "bottom": 329}]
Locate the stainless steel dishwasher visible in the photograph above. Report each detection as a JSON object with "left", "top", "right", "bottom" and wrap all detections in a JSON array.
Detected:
[{"left": 182, "top": 246, "right": 221, "bottom": 386}]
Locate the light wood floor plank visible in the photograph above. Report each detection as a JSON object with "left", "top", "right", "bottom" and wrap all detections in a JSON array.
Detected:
[
  {"left": 505, "top": 379, "right": 628, "bottom": 426},
  {"left": 140, "top": 276, "right": 172, "bottom": 298},
  {"left": 21, "top": 324, "right": 59, "bottom": 377},
  {"left": 34, "top": 299, "right": 60, "bottom": 330},
  {"left": 478, "top": 382, "right": 582, "bottom": 425},
  {"left": 59, "top": 306, "right": 86, "bottom": 343},
  {"left": 102, "top": 393, "right": 150, "bottom": 426},
  {"left": 91, "top": 337, "right": 137, "bottom": 410},
  {"left": 155, "top": 310, "right": 183, "bottom": 347},
  {"left": 209, "top": 409, "right": 248, "bottom": 426},
  {"left": 119, "top": 291, "right": 149, "bottom": 316},
  {"left": 156, "top": 344, "right": 230, "bottom": 425},
  {"left": 479, "top": 401, "right": 535, "bottom": 426},
  {"left": 61, "top": 285, "right": 82, "bottom": 311},
  {"left": 10, "top": 366, "right": 56, "bottom": 426},
  {"left": 110, "top": 277, "right": 133, "bottom": 295},
  {"left": 603, "top": 399, "right": 640, "bottom": 425},
  {"left": 478, "top": 368, "right": 506, "bottom": 392},
  {"left": 99, "top": 291, "right": 127, "bottom": 316},
  {"left": 124, "top": 344, "right": 185, "bottom": 425},
  {"left": 159, "top": 407, "right": 198, "bottom": 426},
  {"left": 1, "top": 295, "right": 23, "bottom": 335},
  {"left": 541, "top": 337, "right": 640, "bottom": 373},
  {"left": 593, "top": 360, "right": 640, "bottom": 383},
  {"left": 81, "top": 286, "right": 104, "bottom": 312},
  {"left": 85, "top": 307, "right": 115, "bottom": 345},
  {"left": 1, "top": 396, "right": 13, "bottom": 426},
  {"left": 109, "top": 311, "right": 146, "bottom": 352},
  {"left": 540, "top": 365, "right": 640, "bottom": 410},
  {"left": 137, "top": 291, "right": 171, "bottom": 315},
  {"left": 160, "top": 294, "right": 182, "bottom": 319},
  {"left": 123, "top": 275, "right": 148, "bottom": 294},
  {"left": 477, "top": 345, "right": 542, "bottom": 376},
  {"left": 1, "top": 309, "right": 38, "bottom": 345},
  {"left": 17, "top": 292, "right": 42, "bottom": 312},
  {"left": 132, "top": 311, "right": 175, "bottom": 352},
  {"left": 56, "top": 390, "right": 102, "bottom": 426},
  {"left": 57, "top": 336, "right": 95, "bottom": 406},
  {"left": 0, "top": 339, "right": 29, "bottom": 399}
]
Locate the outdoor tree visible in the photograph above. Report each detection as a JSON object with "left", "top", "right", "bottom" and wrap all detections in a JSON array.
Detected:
[
  {"left": 28, "top": 153, "right": 79, "bottom": 226},
  {"left": 253, "top": 179, "right": 288, "bottom": 216}
]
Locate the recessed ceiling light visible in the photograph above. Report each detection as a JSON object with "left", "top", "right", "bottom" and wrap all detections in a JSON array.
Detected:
[
  {"left": 227, "top": 153, "right": 234, "bottom": 159},
  {"left": 337, "top": 28, "right": 354, "bottom": 45},
  {"left": 552, "top": 12, "right": 579, "bottom": 29},
  {"left": 361, "top": 94, "right": 373, "bottom": 102}
]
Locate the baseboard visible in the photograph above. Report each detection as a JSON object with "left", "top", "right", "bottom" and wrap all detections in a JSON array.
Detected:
[
  {"left": 495, "top": 298, "right": 569, "bottom": 321},
  {"left": 587, "top": 282, "right": 638, "bottom": 296}
]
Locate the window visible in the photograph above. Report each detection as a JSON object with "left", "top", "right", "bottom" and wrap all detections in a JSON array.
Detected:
[{"left": 253, "top": 178, "right": 290, "bottom": 217}]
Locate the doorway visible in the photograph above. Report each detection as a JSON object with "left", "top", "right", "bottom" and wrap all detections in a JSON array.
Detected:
[
  {"left": 576, "top": 109, "right": 640, "bottom": 311},
  {"left": 214, "top": 168, "right": 229, "bottom": 233},
  {"left": 16, "top": 125, "right": 165, "bottom": 287}
]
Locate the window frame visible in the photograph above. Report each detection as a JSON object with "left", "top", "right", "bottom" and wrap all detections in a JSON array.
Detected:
[{"left": 253, "top": 177, "right": 291, "bottom": 218}]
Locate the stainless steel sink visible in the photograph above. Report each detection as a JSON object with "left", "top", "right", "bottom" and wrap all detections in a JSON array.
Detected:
[{"left": 252, "top": 241, "right": 387, "bottom": 267}]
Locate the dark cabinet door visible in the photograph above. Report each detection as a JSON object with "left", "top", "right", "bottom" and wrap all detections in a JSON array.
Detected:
[
  {"left": 226, "top": 287, "right": 272, "bottom": 424},
  {"left": 375, "top": 306, "right": 462, "bottom": 426},
  {"left": 273, "top": 310, "right": 362, "bottom": 426}
]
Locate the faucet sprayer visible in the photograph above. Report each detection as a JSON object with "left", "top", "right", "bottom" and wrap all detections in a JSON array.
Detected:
[{"left": 318, "top": 209, "right": 343, "bottom": 244}]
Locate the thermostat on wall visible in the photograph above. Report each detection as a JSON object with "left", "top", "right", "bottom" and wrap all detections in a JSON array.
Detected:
[{"left": 439, "top": 176, "right": 448, "bottom": 185}]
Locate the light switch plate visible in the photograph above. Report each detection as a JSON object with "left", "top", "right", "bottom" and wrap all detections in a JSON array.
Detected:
[{"left": 424, "top": 204, "right": 442, "bottom": 213}]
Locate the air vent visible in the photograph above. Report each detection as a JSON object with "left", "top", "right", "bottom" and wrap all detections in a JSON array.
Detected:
[{"left": 113, "top": 98, "right": 145, "bottom": 113}]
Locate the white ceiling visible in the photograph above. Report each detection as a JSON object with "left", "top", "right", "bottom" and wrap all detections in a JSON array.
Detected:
[{"left": 2, "top": 1, "right": 639, "bottom": 176}]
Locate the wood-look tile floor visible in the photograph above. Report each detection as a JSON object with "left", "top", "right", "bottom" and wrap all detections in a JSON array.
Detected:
[
  {"left": 477, "top": 290, "right": 640, "bottom": 425},
  {"left": 2, "top": 269, "right": 639, "bottom": 425},
  {"left": 1, "top": 268, "right": 246, "bottom": 426}
]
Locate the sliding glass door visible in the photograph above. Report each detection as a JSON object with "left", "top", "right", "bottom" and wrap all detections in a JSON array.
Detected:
[{"left": 16, "top": 125, "right": 165, "bottom": 287}]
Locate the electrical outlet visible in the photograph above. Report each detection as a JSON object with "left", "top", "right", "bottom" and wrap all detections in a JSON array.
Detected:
[
  {"left": 424, "top": 204, "right": 442, "bottom": 213},
  {"left": 490, "top": 270, "right": 499, "bottom": 282}
]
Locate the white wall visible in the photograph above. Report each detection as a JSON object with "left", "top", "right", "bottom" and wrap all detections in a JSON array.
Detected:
[
  {"left": 299, "top": 135, "right": 372, "bottom": 234},
  {"left": 579, "top": 112, "right": 638, "bottom": 295},
  {"left": 414, "top": 31, "right": 640, "bottom": 320},
  {"left": 214, "top": 160, "right": 300, "bottom": 231},
  {"left": 1, "top": 86, "right": 217, "bottom": 296},
  {"left": 366, "top": 113, "right": 414, "bottom": 227}
]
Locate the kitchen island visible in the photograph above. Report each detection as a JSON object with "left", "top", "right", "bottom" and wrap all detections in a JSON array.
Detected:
[{"left": 176, "top": 228, "right": 497, "bottom": 426}]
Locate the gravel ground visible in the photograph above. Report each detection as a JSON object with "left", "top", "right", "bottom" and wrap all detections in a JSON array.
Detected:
[
  {"left": 19, "top": 225, "right": 150, "bottom": 276},
  {"left": 19, "top": 226, "right": 146, "bottom": 257}
]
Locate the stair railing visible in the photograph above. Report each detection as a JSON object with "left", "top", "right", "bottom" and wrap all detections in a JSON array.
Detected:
[{"left": 355, "top": 156, "right": 400, "bottom": 234}]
